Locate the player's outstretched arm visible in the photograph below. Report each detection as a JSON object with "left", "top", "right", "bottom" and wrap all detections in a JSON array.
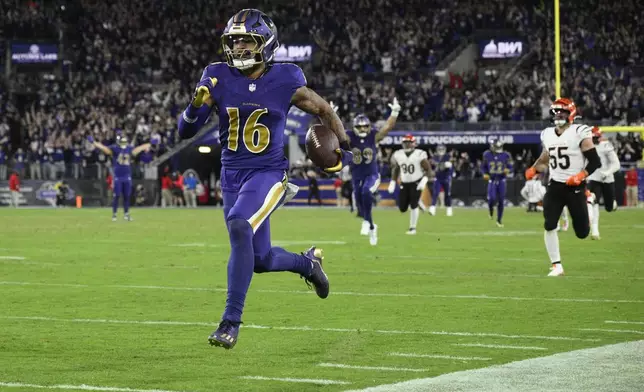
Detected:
[
  {"left": 565, "top": 136, "right": 601, "bottom": 185},
  {"left": 417, "top": 158, "right": 431, "bottom": 190},
  {"left": 388, "top": 159, "right": 399, "bottom": 193},
  {"left": 88, "top": 136, "right": 112, "bottom": 156},
  {"left": 291, "top": 86, "right": 349, "bottom": 147},
  {"left": 375, "top": 97, "right": 401, "bottom": 143},
  {"left": 178, "top": 77, "right": 217, "bottom": 140},
  {"left": 525, "top": 149, "right": 549, "bottom": 179},
  {"left": 132, "top": 143, "right": 151, "bottom": 156}
]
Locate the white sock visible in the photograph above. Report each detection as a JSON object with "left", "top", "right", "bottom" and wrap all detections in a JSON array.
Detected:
[
  {"left": 544, "top": 230, "right": 561, "bottom": 264},
  {"left": 587, "top": 201, "right": 594, "bottom": 227},
  {"left": 410, "top": 208, "right": 419, "bottom": 229},
  {"left": 561, "top": 207, "right": 569, "bottom": 224},
  {"left": 591, "top": 204, "right": 600, "bottom": 235}
]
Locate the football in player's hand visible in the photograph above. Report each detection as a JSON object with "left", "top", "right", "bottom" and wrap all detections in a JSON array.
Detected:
[{"left": 305, "top": 124, "right": 340, "bottom": 169}]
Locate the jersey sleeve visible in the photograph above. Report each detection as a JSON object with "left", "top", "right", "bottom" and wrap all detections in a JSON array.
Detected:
[
  {"left": 198, "top": 63, "right": 225, "bottom": 102},
  {"left": 420, "top": 150, "right": 428, "bottom": 161},
  {"left": 284, "top": 63, "right": 307, "bottom": 95},
  {"left": 109, "top": 144, "right": 119, "bottom": 155},
  {"left": 576, "top": 124, "right": 593, "bottom": 141}
]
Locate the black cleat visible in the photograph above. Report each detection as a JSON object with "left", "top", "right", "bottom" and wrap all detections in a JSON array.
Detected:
[
  {"left": 208, "top": 320, "right": 241, "bottom": 349},
  {"left": 302, "top": 247, "right": 329, "bottom": 299}
]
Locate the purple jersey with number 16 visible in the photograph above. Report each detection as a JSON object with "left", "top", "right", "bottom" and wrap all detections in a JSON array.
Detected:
[{"left": 201, "top": 62, "right": 306, "bottom": 172}]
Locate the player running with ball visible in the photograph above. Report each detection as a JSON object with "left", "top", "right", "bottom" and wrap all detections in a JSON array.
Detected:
[
  {"left": 177, "top": 8, "right": 353, "bottom": 349},
  {"left": 525, "top": 98, "right": 601, "bottom": 276}
]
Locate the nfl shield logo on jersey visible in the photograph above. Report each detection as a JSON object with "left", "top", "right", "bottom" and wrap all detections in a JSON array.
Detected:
[{"left": 249, "top": 83, "right": 256, "bottom": 92}]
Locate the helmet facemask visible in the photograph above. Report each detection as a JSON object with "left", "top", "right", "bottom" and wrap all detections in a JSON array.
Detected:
[
  {"left": 222, "top": 33, "right": 272, "bottom": 70},
  {"left": 551, "top": 109, "right": 570, "bottom": 127},
  {"left": 402, "top": 140, "right": 415, "bottom": 153}
]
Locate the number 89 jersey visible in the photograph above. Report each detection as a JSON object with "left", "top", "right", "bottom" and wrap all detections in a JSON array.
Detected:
[
  {"left": 348, "top": 130, "right": 379, "bottom": 179},
  {"left": 540, "top": 124, "right": 592, "bottom": 183},
  {"left": 392, "top": 148, "right": 427, "bottom": 183}
]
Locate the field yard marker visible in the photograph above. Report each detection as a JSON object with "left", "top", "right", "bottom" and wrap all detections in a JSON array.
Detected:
[
  {"left": 319, "top": 363, "right": 428, "bottom": 372},
  {"left": 452, "top": 343, "right": 547, "bottom": 351},
  {"left": 0, "top": 381, "right": 190, "bottom": 392},
  {"left": 239, "top": 376, "right": 351, "bottom": 385},
  {"left": 388, "top": 353, "right": 491, "bottom": 361},
  {"left": 2, "top": 280, "right": 641, "bottom": 304},
  {"left": 605, "top": 320, "right": 644, "bottom": 325},
  {"left": 579, "top": 328, "right": 644, "bottom": 335},
  {"left": 0, "top": 316, "right": 599, "bottom": 342}
]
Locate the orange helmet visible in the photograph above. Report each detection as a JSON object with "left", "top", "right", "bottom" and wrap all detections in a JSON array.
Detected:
[
  {"left": 591, "top": 126, "right": 602, "bottom": 144},
  {"left": 402, "top": 133, "right": 416, "bottom": 152},
  {"left": 550, "top": 98, "right": 578, "bottom": 126}
]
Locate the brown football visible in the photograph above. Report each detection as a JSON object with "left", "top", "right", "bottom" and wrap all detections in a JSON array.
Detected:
[{"left": 305, "top": 124, "right": 340, "bottom": 169}]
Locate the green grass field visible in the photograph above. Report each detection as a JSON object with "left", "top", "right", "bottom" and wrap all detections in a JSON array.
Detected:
[{"left": 0, "top": 207, "right": 643, "bottom": 392}]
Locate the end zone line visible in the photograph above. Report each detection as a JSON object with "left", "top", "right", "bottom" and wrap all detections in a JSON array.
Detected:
[
  {"left": 389, "top": 353, "right": 491, "bottom": 361},
  {"left": 0, "top": 316, "right": 599, "bottom": 342},
  {"left": 452, "top": 343, "right": 547, "bottom": 351},
  {"left": 0, "top": 381, "right": 190, "bottom": 392},
  {"left": 240, "top": 376, "right": 351, "bottom": 385},
  {"left": 1, "top": 281, "right": 641, "bottom": 304},
  {"left": 319, "top": 363, "right": 428, "bottom": 372}
]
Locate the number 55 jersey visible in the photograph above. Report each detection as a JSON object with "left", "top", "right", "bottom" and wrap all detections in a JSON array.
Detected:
[
  {"left": 202, "top": 62, "right": 307, "bottom": 171},
  {"left": 540, "top": 124, "right": 593, "bottom": 183}
]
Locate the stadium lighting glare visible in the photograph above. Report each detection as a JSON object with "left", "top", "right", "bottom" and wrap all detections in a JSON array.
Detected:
[{"left": 198, "top": 146, "right": 211, "bottom": 154}]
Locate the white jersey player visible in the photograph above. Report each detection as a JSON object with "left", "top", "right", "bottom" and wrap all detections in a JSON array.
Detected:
[
  {"left": 525, "top": 98, "right": 602, "bottom": 276},
  {"left": 587, "top": 126, "right": 621, "bottom": 239},
  {"left": 388, "top": 134, "right": 430, "bottom": 234}
]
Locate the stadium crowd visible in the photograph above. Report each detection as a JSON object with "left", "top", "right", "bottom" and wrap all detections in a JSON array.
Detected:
[{"left": 0, "top": 0, "right": 643, "bottom": 182}]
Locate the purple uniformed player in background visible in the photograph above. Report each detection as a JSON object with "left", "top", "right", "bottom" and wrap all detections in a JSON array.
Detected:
[
  {"left": 482, "top": 140, "right": 513, "bottom": 227},
  {"left": 89, "top": 133, "right": 155, "bottom": 221},
  {"left": 348, "top": 99, "right": 400, "bottom": 246},
  {"left": 177, "top": 8, "right": 353, "bottom": 349},
  {"left": 429, "top": 145, "right": 454, "bottom": 216}
]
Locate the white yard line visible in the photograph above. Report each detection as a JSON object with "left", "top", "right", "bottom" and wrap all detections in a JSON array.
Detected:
[
  {"left": 2, "top": 281, "right": 641, "bottom": 304},
  {"left": 319, "top": 363, "right": 428, "bottom": 372},
  {"left": 239, "top": 376, "right": 351, "bottom": 385},
  {"left": 343, "top": 340, "right": 644, "bottom": 392},
  {"left": 452, "top": 343, "right": 547, "bottom": 351},
  {"left": 605, "top": 320, "right": 644, "bottom": 325},
  {"left": 579, "top": 328, "right": 644, "bottom": 335},
  {"left": 0, "top": 256, "right": 26, "bottom": 260},
  {"left": 388, "top": 353, "right": 491, "bottom": 361},
  {"left": 0, "top": 316, "right": 599, "bottom": 342},
  {"left": 350, "top": 271, "right": 644, "bottom": 281},
  {"left": 0, "top": 382, "right": 190, "bottom": 392}
]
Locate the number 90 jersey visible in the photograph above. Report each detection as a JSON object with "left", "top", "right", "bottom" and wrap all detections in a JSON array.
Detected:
[
  {"left": 202, "top": 62, "right": 307, "bottom": 171},
  {"left": 348, "top": 129, "right": 379, "bottom": 179},
  {"left": 540, "top": 124, "right": 592, "bottom": 183},
  {"left": 392, "top": 148, "right": 427, "bottom": 183}
]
